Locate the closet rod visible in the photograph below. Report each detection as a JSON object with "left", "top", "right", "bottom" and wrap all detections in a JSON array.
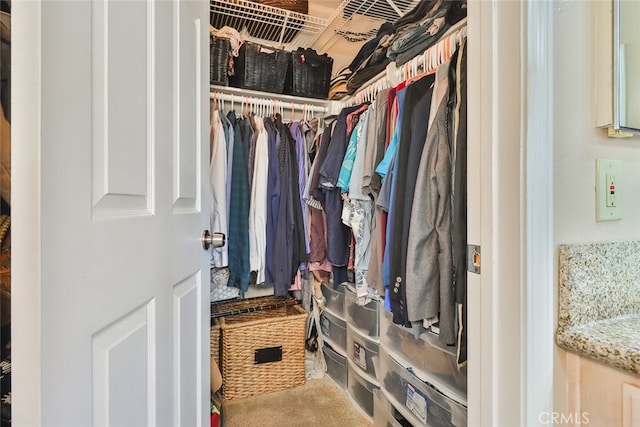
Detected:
[
  {"left": 210, "top": 85, "right": 329, "bottom": 109},
  {"left": 341, "top": 68, "right": 389, "bottom": 109},
  {"left": 210, "top": 91, "right": 328, "bottom": 115},
  {"left": 394, "top": 19, "right": 467, "bottom": 82}
]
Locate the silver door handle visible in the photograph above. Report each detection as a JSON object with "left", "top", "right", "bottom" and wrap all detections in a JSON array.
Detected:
[{"left": 202, "top": 230, "right": 225, "bottom": 250}]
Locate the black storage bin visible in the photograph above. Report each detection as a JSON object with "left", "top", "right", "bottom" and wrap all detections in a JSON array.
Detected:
[
  {"left": 229, "top": 42, "right": 290, "bottom": 94},
  {"left": 285, "top": 48, "right": 333, "bottom": 99},
  {"left": 210, "top": 36, "right": 231, "bottom": 86}
]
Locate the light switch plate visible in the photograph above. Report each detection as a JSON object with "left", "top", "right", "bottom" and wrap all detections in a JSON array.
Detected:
[{"left": 596, "top": 159, "right": 622, "bottom": 221}]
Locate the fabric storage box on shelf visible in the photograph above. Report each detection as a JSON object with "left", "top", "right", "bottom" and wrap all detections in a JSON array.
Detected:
[
  {"left": 211, "top": 296, "right": 307, "bottom": 401},
  {"left": 321, "top": 281, "right": 346, "bottom": 318},
  {"left": 228, "top": 41, "right": 290, "bottom": 94},
  {"left": 379, "top": 347, "right": 467, "bottom": 427},
  {"left": 379, "top": 308, "right": 467, "bottom": 401},
  {"left": 373, "top": 388, "right": 411, "bottom": 427},
  {"left": 284, "top": 47, "right": 333, "bottom": 99},
  {"left": 347, "top": 323, "right": 380, "bottom": 381},
  {"left": 345, "top": 284, "right": 380, "bottom": 337},
  {"left": 322, "top": 342, "right": 348, "bottom": 389},
  {"left": 320, "top": 307, "right": 347, "bottom": 355},
  {"left": 347, "top": 359, "right": 380, "bottom": 420},
  {"left": 210, "top": 35, "right": 231, "bottom": 86}
]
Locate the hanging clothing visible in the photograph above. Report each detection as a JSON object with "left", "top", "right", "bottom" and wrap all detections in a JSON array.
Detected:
[
  {"left": 224, "top": 112, "right": 235, "bottom": 227},
  {"left": 405, "top": 93, "right": 455, "bottom": 346},
  {"left": 449, "top": 40, "right": 468, "bottom": 366},
  {"left": 290, "top": 121, "right": 311, "bottom": 257},
  {"left": 264, "top": 117, "right": 281, "bottom": 285},
  {"left": 271, "top": 117, "right": 295, "bottom": 295},
  {"left": 366, "top": 88, "right": 394, "bottom": 295},
  {"left": 307, "top": 126, "right": 332, "bottom": 272},
  {"left": 210, "top": 109, "right": 228, "bottom": 268},
  {"left": 282, "top": 120, "right": 308, "bottom": 275},
  {"left": 338, "top": 107, "right": 372, "bottom": 194},
  {"left": 319, "top": 105, "right": 363, "bottom": 267},
  {"left": 379, "top": 85, "right": 408, "bottom": 294},
  {"left": 227, "top": 112, "right": 251, "bottom": 292},
  {"left": 386, "top": 75, "right": 436, "bottom": 328},
  {"left": 249, "top": 116, "right": 269, "bottom": 284},
  {"left": 362, "top": 91, "right": 387, "bottom": 198}
]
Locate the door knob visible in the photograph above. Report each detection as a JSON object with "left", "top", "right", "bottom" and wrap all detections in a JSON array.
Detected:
[{"left": 202, "top": 230, "right": 225, "bottom": 250}]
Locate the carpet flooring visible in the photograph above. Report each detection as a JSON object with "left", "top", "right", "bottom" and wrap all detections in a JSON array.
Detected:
[{"left": 222, "top": 376, "right": 373, "bottom": 427}]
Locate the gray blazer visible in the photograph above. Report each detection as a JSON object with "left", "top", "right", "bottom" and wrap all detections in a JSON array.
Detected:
[{"left": 404, "top": 96, "right": 456, "bottom": 346}]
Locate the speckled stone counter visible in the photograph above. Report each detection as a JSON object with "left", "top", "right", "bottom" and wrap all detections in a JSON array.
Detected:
[{"left": 556, "top": 241, "right": 640, "bottom": 375}]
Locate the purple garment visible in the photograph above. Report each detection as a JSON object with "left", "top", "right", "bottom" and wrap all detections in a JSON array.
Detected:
[{"left": 264, "top": 118, "right": 280, "bottom": 285}]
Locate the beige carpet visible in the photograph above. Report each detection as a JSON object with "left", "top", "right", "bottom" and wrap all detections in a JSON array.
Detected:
[{"left": 222, "top": 376, "right": 373, "bottom": 427}]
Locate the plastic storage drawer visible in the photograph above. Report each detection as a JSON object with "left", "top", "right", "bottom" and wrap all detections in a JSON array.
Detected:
[
  {"left": 379, "top": 347, "right": 467, "bottom": 427},
  {"left": 321, "top": 282, "right": 345, "bottom": 319},
  {"left": 320, "top": 309, "right": 347, "bottom": 354},
  {"left": 379, "top": 309, "right": 466, "bottom": 400},
  {"left": 323, "top": 343, "right": 348, "bottom": 389},
  {"left": 347, "top": 359, "right": 380, "bottom": 419},
  {"left": 347, "top": 324, "right": 380, "bottom": 381},
  {"left": 374, "top": 388, "right": 410, "bottom": 427},
  {"left": 345, "top": 285, "right": 379, "bottom": 337}
]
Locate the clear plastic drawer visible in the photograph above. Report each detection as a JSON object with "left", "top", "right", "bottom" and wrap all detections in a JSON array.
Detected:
[
  {"left": 321, "top": 281, "right": 346, "bottom": 319},
  {"left": 323, "top": 342, "right": 347, "bottom": 389},
  {"left": 347, "top": 359, "right": 380, "bottom": 419},
  {"left": 379, "top": 346, "right": 467, "bottom": 427},
  {"left": 379, "top": 308, "right": 467, "bottom": 401},
  {"left": 347, "top": 323, "right": 380, "bottom": 381},
  {"left": 374, "top": 388, "right": 409, "bottom": 427},
  {"left": 345, "top": 285, "right": 379, "bottom": 337},
  {"left": 320, "top": 308, "right": 347, "bottom": 355}
]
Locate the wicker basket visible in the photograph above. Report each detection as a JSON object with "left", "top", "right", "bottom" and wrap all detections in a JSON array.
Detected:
[
  {"left": 210, "top": 36, "right": 231, "bottom": 86},
  {"left": 228, "top": 42, "right": 290, "bottom": 94},
  {"left": 219, "top": 303, "right": 307, "bottom": 401},
  {"left": 285, "top": 48, "right": 333, "bottom": 99},
  {"left": 210, "top": 295, "right": 298, "bottom": 367}
]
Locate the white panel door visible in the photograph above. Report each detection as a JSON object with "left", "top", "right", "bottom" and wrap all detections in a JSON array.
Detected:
[{"left": 13, "top": 0, "right": 210, "bottom": 425}]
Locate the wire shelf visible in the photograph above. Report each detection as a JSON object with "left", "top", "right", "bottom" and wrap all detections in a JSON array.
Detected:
[
  {"left": 211, "top": 0, "right": 327, "bottom": 49},
  {"left": 309, "top": 0, "right": 419, "bottom": 52},
  {"left": 210, "top": 0, "right": 421, "bottom": 52}
]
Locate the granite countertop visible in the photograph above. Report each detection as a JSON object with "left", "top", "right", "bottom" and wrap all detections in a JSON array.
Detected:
[
  {"left": 556, "top": 314, "right": 640, "bottom": 375},
  {"left": 556, "top": 242, "right": 640, "bottom": 376}
]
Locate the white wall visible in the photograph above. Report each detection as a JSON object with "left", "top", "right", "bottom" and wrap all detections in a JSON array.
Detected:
[
  {"left": 553, "top": 0, "right": 640, "bottom": 415},
  {"left": 554, "top": 0, "right": 640, "bottom": 245}
]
